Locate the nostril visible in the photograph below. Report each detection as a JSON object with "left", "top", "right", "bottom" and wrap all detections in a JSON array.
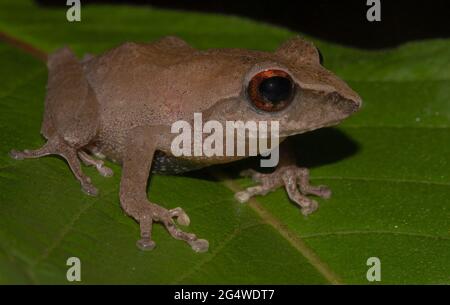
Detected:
[
  {"left": 354, "top": 96, "right": 363, "bottom": 111},
  {"left": 327, "top": 91, "right": 362, "bottom": 114},
  {"left": 342, "top": 98, "right": 361, "bottom": 114},
  {"left": 348, "top": 93, "right": 363, "bottom": 112}
]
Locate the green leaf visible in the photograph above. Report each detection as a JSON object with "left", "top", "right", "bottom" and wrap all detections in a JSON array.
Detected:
[{"left": 0, "top": 0, "right": 448, "bottom": 284}]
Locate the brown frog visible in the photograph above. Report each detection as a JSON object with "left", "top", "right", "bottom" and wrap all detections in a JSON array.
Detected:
[{"left": 10, "top": 36, "right": 361, "bottom": 252}]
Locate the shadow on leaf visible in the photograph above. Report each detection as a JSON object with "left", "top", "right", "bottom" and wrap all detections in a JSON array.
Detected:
[{"left": 184, "top": 127, "right": 360, "bottom": 181}]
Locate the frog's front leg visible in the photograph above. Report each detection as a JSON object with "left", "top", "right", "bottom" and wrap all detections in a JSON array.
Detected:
[
  {"left": 120, "top": 126, "right": 208, "bottom": 252},
  {"left": 235, "top": 139, "right": 331, "bottom": 215}
]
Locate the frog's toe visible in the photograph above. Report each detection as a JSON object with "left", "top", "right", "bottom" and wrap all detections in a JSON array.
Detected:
[
  {"left": 299, "top": 199, "right": 319, "bottom": 216},
  {"left": 295, "top": 168, "right": 332, "bottom": 199},
  {"left": 81, "top": 181, "right": 99, "bottom": 196},
  {"left": 234, "top": 185, "right": 272, "bottom": 204},
  {"left": 9, "top": 144, "right": 53, "bottom": 160},
  {"left": 136, "top": 238, "right": 156, "bottom": 251},
  {"left": 78, "top": 151, "right": 113, "bottom": 178},
  {"left": 162, "top": 214, "right": 208, "bottom": 253},
  {"left": 313, "top": 185, "right": 332, "bottom": 199},
  {"left": 169, "top": 207, "right": 190, "bottom": 226},
  {"left": 189, "top": 239, "right": 209, "bottom": 253},
  {"left": 235, "top": 191, "right": 251, "bottom": 203},
  {"left": 97, "top": 165, "right": 114, "bottom": 177},
  {"left": 9, "top": 149, "right": 25, "bottom": 160}
]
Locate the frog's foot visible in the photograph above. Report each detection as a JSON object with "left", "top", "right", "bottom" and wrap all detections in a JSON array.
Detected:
[
  {"left": 235, "top": 166, "right": 331, "bottom": 215},
  {"left": 129, "top": 203, "right": 208, "bottom": 253},
  {"left": 9, "top": 138, "right": 98, "bottom": 196},
  {"left": 78, "top": 150, "right": 113, "bottom": 177}
]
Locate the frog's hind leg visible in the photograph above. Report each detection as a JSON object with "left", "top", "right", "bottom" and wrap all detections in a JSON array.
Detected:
[
  {"left": 78, "top": 150, "right": 113, "bottom": 177},
  {"left": 10, "top": 137, "right": 98, "bottom": 196},
  {"left": 10, "top": 46, "right": 101, "bottom": 196}
]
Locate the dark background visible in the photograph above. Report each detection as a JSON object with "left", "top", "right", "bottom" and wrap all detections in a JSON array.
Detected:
[{"left": 37, "top": 0, "right": 449, "bottom": 49}]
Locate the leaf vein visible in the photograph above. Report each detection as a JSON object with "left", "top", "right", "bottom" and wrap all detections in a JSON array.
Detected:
[
  {"left": 171, "top": 224, "right": 259, "bottom": 284},
  {"left": 312, "top": 176, "right": 450, "bottom": 187},
  {"left": 301, "top": 230, "right": 450, "bottom": 241}
]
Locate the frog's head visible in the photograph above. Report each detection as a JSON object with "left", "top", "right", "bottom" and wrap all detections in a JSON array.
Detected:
[{"left": 203, "top": 36, "right": 362, "bottom": 138}]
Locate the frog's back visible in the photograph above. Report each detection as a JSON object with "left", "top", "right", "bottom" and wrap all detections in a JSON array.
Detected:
[
  {"left": 83, "top": 36, "right": 270, "bottom": 125},
  {"left": 83, "top": 36, "right": 198, "bottom": 123}
]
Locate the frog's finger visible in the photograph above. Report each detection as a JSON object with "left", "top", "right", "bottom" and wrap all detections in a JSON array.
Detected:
[
  {"left": 295, "top": 167, "right": 332, "bottom": 199},
  {"left": 169, "top": 207, "right": 190, "bottom": 226},
  {"left": 162, "top": 219, "right": 209, "bottom": 253}
]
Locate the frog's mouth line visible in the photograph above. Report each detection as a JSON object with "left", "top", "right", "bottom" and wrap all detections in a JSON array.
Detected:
[
  {"left": 240, "top": 120, "right": 342, "bottom": 141},
  {"left": 280, "top": 120, "right": 342, "bottom": 138}
]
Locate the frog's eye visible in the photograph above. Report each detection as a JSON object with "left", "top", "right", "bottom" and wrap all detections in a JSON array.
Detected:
[{"left": 247, "top": 69, "right": 295, "bottom": 112}]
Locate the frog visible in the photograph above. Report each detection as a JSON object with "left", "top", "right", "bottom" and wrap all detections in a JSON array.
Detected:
[{"left": 10, "top": 36, "right": 362, "bottom": 253}]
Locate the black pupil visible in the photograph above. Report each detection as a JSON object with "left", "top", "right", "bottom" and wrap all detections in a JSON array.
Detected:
[{"left": 258, "top": 76, "right": 292, "bottom": 103}]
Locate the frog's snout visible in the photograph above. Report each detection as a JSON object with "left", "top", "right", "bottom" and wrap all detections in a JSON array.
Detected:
[
  {"left": 343, "top": 96, "right": 362, "bottom": 115},
  {"left": 351, "top": 93, "right": 363, "bottom": 112}
]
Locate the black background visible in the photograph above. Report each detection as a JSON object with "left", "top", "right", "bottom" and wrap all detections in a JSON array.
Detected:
[{"left": 37, "top": 0, "right": 449, "bottom": 49}]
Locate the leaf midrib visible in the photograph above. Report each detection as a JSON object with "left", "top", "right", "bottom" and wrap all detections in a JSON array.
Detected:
[{"left": 215, "top": 171, "right": 344, "bottom": 284}]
